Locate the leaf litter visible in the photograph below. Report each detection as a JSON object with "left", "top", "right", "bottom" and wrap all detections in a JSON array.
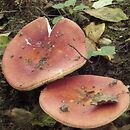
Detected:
[
  {"left": 91, "top": 92, "right": 118, "bottom": 105},
  {"left": 85, "top": 7, "right": 128, "bottom": 22}
]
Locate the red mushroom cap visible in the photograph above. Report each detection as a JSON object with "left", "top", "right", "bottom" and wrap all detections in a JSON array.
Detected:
[
  {"left": 39, "top": 75, "right": 129, "bottom": 128},
  {"left": 2, "top": 17, "right": 87, "bottom": 90}
]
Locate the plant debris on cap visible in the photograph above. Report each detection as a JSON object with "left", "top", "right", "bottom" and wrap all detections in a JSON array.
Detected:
[
  {"left": 39, "top": 75, "right": 129, "bottom": 128},
  {"left": 2, "top": 17, "right": 87, "bottom": 90}
]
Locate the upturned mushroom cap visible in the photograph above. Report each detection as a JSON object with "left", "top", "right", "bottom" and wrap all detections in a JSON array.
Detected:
[
  {"left": 39, "top": 75, "right": 129, "bottom": 128},
  {"left": 2, "top": 17, "right": 86, "bottom": 90}
]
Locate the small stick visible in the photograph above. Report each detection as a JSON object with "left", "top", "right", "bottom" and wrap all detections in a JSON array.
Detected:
[
  {"left": 68, "top": 44, "right": 92, "bottom": 63},
  {"left": 0, "top": 10, "right": 17, "bottom": 14}
]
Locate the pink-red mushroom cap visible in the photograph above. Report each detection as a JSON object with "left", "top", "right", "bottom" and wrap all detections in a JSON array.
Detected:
[
  {"left": 2, "top": 17, "right": 87, "bottom": 90},
  {"left": 39, "top": 75, "right": 130, "bottom": 128}
]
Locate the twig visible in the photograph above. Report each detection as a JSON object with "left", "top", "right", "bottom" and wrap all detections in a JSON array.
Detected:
[
  {"left": 0, "top": 10, "right": 17, "bottom": 14},
  {"left": 68, "top": 44, "right": 92, "bottom": 63}
]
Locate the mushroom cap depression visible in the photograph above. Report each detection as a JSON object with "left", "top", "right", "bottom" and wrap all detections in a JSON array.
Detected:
[
  {"left": 2, "top": 17, "right": 87, "bottom": 90},
  {"left": 39, "top": 75, "right": 129, "bottom": 128}
]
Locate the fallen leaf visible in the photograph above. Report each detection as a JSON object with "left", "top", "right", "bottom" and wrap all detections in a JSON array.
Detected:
[
  {"left": 0, "top": 23, "right": 7, "bottom": 30},
  {"left": 116, "top": 0, "right": 124, "bottom": 2},
  {"left": 64, "top": 0, "right": 76, "bottom": 7},
  {"left": 108, "top": 25, "right": 127, "bottom": 31},
  {"left": 52, "top": 3, "right": 64, "bottom": 9},
  {"left": 85, "top": 7, "right": 128, "bottom": 22},
  {"left": 88, "top": 46, "right": 116, "bottom": 59},
  {"left": 32, "top": 112, "right": 56, "bottom": 127},
  {"left": 93, "top": 46, "right": 116, "bottom": 59},
  {"left": 52, "top": 16, "right": 64, "bottom": 24},
  {"left": 6, "top": 107, "right": 56, "bottom": 127},
  {"left": 73, "top": 3, "right": 87, "bottom": 11},
  {"left": 6, "top": 108, "right": 33, "bottom": 126},
  {"left": 108, "top": 79, "right": 118, "bottom": 87},
  {"left": 86, "top": 37, "right": 96, "bottom": 50},
  {"left": 31, "top": 106, "right": 56, "bottom": 127},
  {"left": 99, "top": 37, "right": 112, "bottom": 45},
  {"left": 84, "top": 22, "right": 105, "bottom": 42},
  {"left": 86, "top": 37, "right": 97, "bottom": 59},
  {"left": 119, "top": 124, "right": 130, "bottom": 130},
  {"left": 91, "top": 92, "right": 118, "bottom": 105},
  {"left": 92, "top": 0, "right": 113, "bottom": 9},
  {"left": 0, "top": 13, "right": 4, "bottom": 20},
  {"left": 0, "top": 32, "right": 10, "bottom": 36},
  {"left": 0, "top": 32, "right": 11, "bottom": 55},
  {"left": 59, "top": 104, "right": 69, "bottom": 112}
]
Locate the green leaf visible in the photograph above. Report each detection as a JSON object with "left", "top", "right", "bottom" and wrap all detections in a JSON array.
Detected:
[
  {"left": 88, "top": 46, "right": 116, "bottom": 59},
  {"left": 93, "top": 46, "right": 116, "bottom": 58},
  {"left": 0, "top": 32, "right": 10, "bottom": 54},
  {"left": 74, "top": 3, "right": 87, "bottom": 11},
  {"left": 64, "top": 0, "right": 76, "bottom": 7},
  {"left": 92, "top": 0, "right": 113, "bottom": 9},
  {"left": 84, "top": 22, "right": 105, "bottom": 42},
  {"left": 52, "top": 16, "right": 64, "bottom": 24},
  {"left": 91, "top": 92, "right": 118, "bottom": 105},
  {"left": 85, "top": 7, "right": 128, "bottom": 22},
  {"left": 52, "top": 3, "right": 64, "bottom": 9},
  {"left": 68, "top": 8, "right": 74, "bottom": 14},
  {"left": 88, "top": 47, "right": 95, "bottom": 59},
  {"left": 0, "top": 36, "right": 9, "bottom": 48}
]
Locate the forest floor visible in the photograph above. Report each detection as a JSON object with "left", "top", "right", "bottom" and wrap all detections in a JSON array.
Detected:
[{"left": 0, "top": 0, "right": 130, "bottom": 130}]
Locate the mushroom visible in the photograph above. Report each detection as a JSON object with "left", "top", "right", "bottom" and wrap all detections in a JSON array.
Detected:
[
  {"left": 39, "top": 75, "right": 129, "bottom": 128},
  {"left": 2, "top": 17, "right": 87, "bottom": 90}
]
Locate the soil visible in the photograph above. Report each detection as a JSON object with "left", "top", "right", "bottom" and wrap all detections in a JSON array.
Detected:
[{"left": 0, "top": 0, "right": 130, "bottom": 130}]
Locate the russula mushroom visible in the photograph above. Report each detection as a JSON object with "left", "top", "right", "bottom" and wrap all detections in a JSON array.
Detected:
[
  {"left": 39, "top": 75, "right": 129, "bottom": 128},
  {"left": 2, "top": 17, "right": 87, "bottom": 90}
]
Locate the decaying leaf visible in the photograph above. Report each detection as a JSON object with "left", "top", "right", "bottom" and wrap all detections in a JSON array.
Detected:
[
  {"left": 99, "top": 37, "right": 112, "bottom": 45},
  {"left": 86, "top": 37, "right": 96, "bottom": 59},
  {"left": 0, "top": 32, "right": 10, "bottom": 37},
  {"left": 86, "top": 37, "right": 96, "bottom": 50},
  {"left": 0, "top": 13, "right": 4, "bottom": 20},
  {"left": 115, "top": 0, "right": 124, "bottom": 2},
  {"left": 59, "top": 104, "right": 69, "bottom": 112},
  {"left": 31, "top": 106, "right": 56, "bottom": 127},
  {"left": 92, "top": 0, "right": 113, "bottom": 9},
  {"left": 6, "top": 108, "right": 34, "bottom": 125},
  {"left": 91, "top": 92, "right": 118, "bottom": 105},
  {"left": 84, "top": 22, "right": 105, "bottom": 43},
  {"left": 119, "top": 124, "right": 130, "bottom": 130},
  {"left": 32, "top": 112, "right": 56, "bottom": 127},
  {"left": 108, "top": 79, "right": 118, "bottom": 87},
  {"left": 85, "top": 7, "right": 128, "bottom": 22},
  {"left": 0, "top": 23, "right": 7, "bottom": 30}
]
